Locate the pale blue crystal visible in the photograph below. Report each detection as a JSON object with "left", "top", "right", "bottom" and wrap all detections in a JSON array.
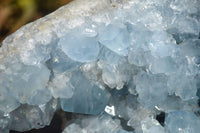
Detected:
[
  {"left": 98, "top": 24, "right": 130, "bottom": 56},
  {"left": 135, "top": 72, "right": 169, "bottom": 108},
  {"left": 62, "top": 114, "right": 127, "bottom": 133},
  {"left": 59, "top": 32, "right": 100, "bottom": 63},
  {"left": 8, "top": 63, "right": 51, "bottom": 105},
  {"left": 165, "top": 111, "right": 200, "bottom": 133},
  {"left": 10, "top": 99, "right": 57, "bottom": 132},
  {"left": 47, "top": 48, "right": 81, "bottom": 73},
  {"left": 60, "top": 70, "right": 109, "bottom": 115},
  {"left": 141, "top": 117, "right": 165, "bottom": 133},
  {"left": 150, "top": 56, "right": 178, "bottom": 74},
  {"left": 0, "top": 85, "right": 20, "bottom": 113},
  {"left": 117, "top": 130, "right": 133, "bottom": 133},
  {"left": 0, "top": 111, "right": 11, "bottom": 133}
]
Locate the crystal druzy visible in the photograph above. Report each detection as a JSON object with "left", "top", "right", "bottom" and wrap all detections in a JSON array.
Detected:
[{"left": 0, "top": 0, "right": 200, "bottom": 133}]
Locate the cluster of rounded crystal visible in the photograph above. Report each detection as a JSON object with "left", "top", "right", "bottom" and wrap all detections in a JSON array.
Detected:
[{"left": 0, "top": 0, "right": 200, "bottom": 132}]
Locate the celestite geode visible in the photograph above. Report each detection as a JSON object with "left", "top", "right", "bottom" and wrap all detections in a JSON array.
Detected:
[{"left": 0, "top": 0, "right": 200, "bottom": 133}]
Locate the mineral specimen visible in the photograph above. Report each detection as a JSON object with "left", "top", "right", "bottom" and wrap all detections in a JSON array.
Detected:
[
  {"left": 165, "top": 111, "right": 200, "bottom": 133},
  {"left": 0, "top": 0, "right": 200, "bottom": 133}
]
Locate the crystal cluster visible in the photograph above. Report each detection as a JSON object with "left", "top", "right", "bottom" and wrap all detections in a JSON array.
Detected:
[{"left": 0, "top": 0, "right": 200, "bottom": 133}]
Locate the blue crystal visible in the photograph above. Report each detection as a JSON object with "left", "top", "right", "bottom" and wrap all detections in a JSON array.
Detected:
[
  {"left": 98, "top": 24, "right": 130, "bottom": 56},
  {"left": 60, "top": 70, "right": 109, "bottom": 115},
  {"left": 165, "top": 111, "right": 200, "bottom": 133},
  {"left": 59, "top": 32, "right": 100, "bottom": 63}
]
